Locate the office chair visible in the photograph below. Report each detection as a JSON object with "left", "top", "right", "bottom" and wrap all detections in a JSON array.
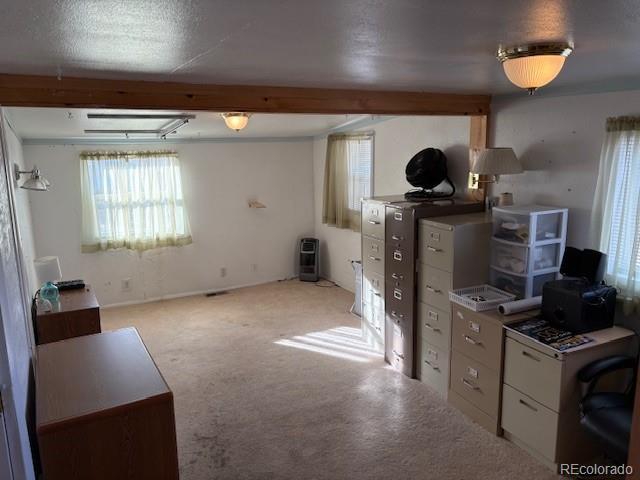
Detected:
[{"left": 577, "top": 355, "right": 638, "bottom": 464}]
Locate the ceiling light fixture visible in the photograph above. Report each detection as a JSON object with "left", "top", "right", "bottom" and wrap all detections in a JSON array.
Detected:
[
  {"left": 497, "top": 42, "right": 573, "bottom": 95},
  {"left": 222, "top": 112, "right": 251, "bottom": 132},
  {"left": 14, "top": 163, "right": 50, "bottom": 191}
]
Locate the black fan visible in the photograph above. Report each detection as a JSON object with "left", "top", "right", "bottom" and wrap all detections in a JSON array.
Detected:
[{"left": 404, "top": 147, "right": 455, "bottom": 200}]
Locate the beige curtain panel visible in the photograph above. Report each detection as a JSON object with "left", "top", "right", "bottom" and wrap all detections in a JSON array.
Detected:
[
  {"left": 80, "top": 151, "right": 192, "bottom": 253},
  {"left": 322, "top": 133, "right": 372, "bottom": 232}
]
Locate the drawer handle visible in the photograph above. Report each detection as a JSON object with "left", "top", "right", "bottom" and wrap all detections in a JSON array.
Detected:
[
  {"left": 373, "top": 292, "right": 381, "bottom": 297},
  {"left": 392, "top": 349, "right": 404, "bottom": 360},
  {"left": 374, "top": 326, "right": 381, "bottom": 332},
  {"left": 425, "top": 285, "right": 442, "bottom": 293},
  {"left": 464, "top": 335, "right": 482, "bottom": 346},
  {"left": 426, "top": 246, "right": 442, "bottom": 253},
  {"left": 391, "top": 310, "right": 404, "bottom": 320},
  {"left": 424, "top": 323, "right": 441, "bottom": 333},
  {"left": 368, "top": 256, "right": 381, "bottom": 262},
  {"left": 522, "top": 350, "right": 541, "bottom": 362},
  {"left": 391, "top": 273, "right": 404, "bottom": 280},
  {"left": 424, "top": 360, "right": 440, "bottom": 371},
  {"left": 368, "top": 220, "right": 380, "bottom": 225},
  {"left": 461, "top": 378, "right": 479, "bottom": 390},
  {"left": 519, "top": 399, "right": 538, "bottom": 412},
  {"left": 391, "top": 234, "right": 404, "bottom": 241}
]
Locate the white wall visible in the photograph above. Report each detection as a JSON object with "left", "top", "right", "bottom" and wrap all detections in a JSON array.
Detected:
[
  {"left": 491, "top": 89, "right": 640, "bottom": 249},
  {"left": 25, "top": 140, "right": 315, "bottom": 306},
  {"left": 313, "top": 116, "right": 470, "bottom": 290},
  {"left": 6, "top": 123, "right": 38, "bottom": 294}
]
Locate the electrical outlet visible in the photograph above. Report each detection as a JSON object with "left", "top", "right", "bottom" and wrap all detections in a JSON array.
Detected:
[
  {"left": 122, "top": 278, "right": 132, "bottom": 291},
  {"left": 468, "top": 172, "right": 480, "bottom": 190},
  {"left": 220, "top": 267, "right": 227, "bottom": 278}
]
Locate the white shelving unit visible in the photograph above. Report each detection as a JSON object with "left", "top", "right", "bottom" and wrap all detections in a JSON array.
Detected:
[{"left": 489, "top": 205, "right": 568, "bottom": 299}]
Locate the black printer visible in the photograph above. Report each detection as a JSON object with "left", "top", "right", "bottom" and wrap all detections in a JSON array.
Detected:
[{"left": 541, "top": 247, "right": 617, "bottom": 334}]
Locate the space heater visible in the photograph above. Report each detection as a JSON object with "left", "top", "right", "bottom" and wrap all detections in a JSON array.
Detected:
[{"left": 299, "top": 238, "right": 319, "bottom": 282}]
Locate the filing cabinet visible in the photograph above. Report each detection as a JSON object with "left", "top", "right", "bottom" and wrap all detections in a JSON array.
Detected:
[
  {"left": 447, "top": 304, "right": 530, "bottom": 433},
  {"left": 415, "top": 213, "right": 492, "bottom": 396},
  {"left": 385, "top": 200, "right": 484, "bottom": 378},
  {"left": 361, "top": 198, "right": 391, "bottom": 353},
  {"left": 361, "top": 196, "right": 484, "bottom": 375},
  {"left": 501, "top": 325, "right": 634, "bottom": 470}
]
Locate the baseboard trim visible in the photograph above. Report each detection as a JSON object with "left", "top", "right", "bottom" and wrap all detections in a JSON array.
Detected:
[{"left": 102, "top": 277, "right": 295, "bottom": 309}]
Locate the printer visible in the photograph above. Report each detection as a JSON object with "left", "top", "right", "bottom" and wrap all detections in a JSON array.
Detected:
[{"left": 541, "top": 247, "right": 617, "bottom": 334}]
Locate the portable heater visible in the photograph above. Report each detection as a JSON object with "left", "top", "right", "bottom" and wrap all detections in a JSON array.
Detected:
[{"left": 299, "top": 238, "right": 319, "bottom": 282}]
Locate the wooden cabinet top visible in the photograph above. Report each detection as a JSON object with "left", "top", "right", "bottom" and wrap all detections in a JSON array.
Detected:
[
  {"left": 36, "top": 327, "right": 171, "bottom": 433},
  {"left": 36, "top": 285, "right": 99, "bottom": 317}
]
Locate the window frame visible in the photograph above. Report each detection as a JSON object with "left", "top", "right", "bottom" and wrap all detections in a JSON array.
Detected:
[{"left": 346, "top": 133, "right": 374, "bottom": 213}]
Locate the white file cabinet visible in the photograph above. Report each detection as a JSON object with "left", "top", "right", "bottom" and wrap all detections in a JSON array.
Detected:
[
  {"left": 501, "top": 326, "right": 634, "bottom": 470},
  {"left": 416, "top": 212, "right": 492, "bottom": 398}
]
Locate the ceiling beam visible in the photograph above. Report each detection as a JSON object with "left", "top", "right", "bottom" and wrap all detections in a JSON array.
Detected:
[{"left": 0, "top": 74, "right": 490, "bottom": 116}]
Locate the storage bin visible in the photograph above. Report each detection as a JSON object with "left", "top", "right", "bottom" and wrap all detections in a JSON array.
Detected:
[
  {"left": 490, "top": 268, "right": 557, "bottom": 299},
  {"left": 492, "top": 205, "right": 567, "bottom": 246},
  {"left": 491, "top": 242, "right": 528, "bottom": 274},
  {"left": 533, "top": 243, "right": 561, "bottom": 272}
]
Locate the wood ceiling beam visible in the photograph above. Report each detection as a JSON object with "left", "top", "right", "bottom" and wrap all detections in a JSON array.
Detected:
[{"left": 0, "top": 74, "right": 490, "bottom": 116}]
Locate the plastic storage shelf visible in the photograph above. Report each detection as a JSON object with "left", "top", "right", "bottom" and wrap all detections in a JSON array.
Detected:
[{"left": 489, "top": 205, "right": 568, "bottom": 299}]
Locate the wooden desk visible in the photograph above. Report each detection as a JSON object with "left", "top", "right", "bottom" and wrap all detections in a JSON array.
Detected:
[
  {"left": 36, "top": 328, "right": 179, "bottom": 480},
  {"left": 35, "top": 285, "right": 101, "bottom": 344}
]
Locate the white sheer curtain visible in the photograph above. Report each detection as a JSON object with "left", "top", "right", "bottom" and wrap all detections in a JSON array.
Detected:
[
  {"left": 322, "top": 133, "right": 373, "bottom": 232},
  {"left": 591, "top": 116, "right": 640, "bottom": 314},
  {"left": 80, "top": 151, "right": 192, "bottom": 253}
]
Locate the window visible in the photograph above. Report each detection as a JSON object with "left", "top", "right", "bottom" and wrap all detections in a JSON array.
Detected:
[
  {"left": 322, "top": 133, "right": 373, "bottom": 232},
  {"left": 592, "top": 116, "right": 640, "bottom": 313},
  {"left": 80, "top": 151, "right": 192, "bottom": 253},
  {"left": 346, "top": 137, "right": 373, "bottom": 212}
]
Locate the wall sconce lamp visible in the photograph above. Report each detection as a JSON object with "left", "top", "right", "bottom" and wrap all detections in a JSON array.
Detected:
[
  {"left": 469, "top": 148, "right": 523, "bottom": 189},
  {"left": 14, "top": 163, "right": 50, "bottom": 191}
]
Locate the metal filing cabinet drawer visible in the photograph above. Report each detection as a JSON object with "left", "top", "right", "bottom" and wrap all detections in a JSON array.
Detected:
[
  {"left": 502, "top": 384, "right": 559, "bottom": 462},
  {"left": 451, "top": 304, "right": 503, "bottom": 371},
  {"left": 419, "top": 223, "right": 455, "bottom": 272},
  {"left": 417, "top": 266, "right": 452, "bottom": 312},
  {"left": 389, "top": 320, "right": 413, "bottom": 377},
  {"left": 503, "top": 337, "right": 563, "bottom": 412},
  {"left": 362, "top": 202, "right": 385, "bottom": 240},
  {"left": 418, "top": 338, "right": 450, "bottom": 396},
  {"left": 450, "top": 349, "right": 501, "bottom": 418},
  {"left": 362, "top": 270, "right": 384, "bottom": 306},
  {"left": 417, "top": 302, "right": 451, "bottom": 351},
  {"left": 363, "top": 237, "right": 385, "bottom": 275}
]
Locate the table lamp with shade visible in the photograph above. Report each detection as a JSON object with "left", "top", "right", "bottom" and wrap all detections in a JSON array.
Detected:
[
  {"left": 470, "top": 147, "right": 523, "bottom": 206},
  {"left": 34, "top": 256, "right": 62, "bottom": 304}
]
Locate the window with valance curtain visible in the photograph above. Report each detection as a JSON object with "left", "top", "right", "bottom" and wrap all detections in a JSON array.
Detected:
[
  {"left": 80, "top": 151, "right": 192, "bottom": 253},
  {"left": 591, "top": 116, "right": 640, "bottom": 314},
  {"left": 322, "top": 133, "right": 373, "bottom": 232}
]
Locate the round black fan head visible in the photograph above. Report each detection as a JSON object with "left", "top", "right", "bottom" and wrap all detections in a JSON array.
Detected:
[{"left": 405, "top": 148, "right": 448, "bottom": 189}]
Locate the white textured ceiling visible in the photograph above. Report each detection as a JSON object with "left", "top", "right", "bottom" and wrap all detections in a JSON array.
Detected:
[
  {"left": 0, "top": 1, "right": 639, "bottom": 94},
  {"left": 5, "top": 108, "right": 380, "bottom": 141}
]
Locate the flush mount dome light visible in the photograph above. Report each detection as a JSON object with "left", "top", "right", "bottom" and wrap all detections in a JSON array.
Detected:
[
  {"left": 222, "top": 112, "right": 251, "bottom": 132},
  {"left": 497, "top": 43, "right": 573, "bottom": 95}
]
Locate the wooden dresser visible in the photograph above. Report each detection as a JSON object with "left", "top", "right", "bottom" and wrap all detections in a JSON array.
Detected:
[
  {"left": 415, "top": 213, "right": 491, "bottom": 398},
  {"left": 36, "top": 328, "right": 179, "bottom": 480},
  {"left": 35, "top": 285, "right": 101, "bottom": 344}
]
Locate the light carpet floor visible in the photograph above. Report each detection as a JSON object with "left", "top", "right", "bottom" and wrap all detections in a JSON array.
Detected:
[{"left": 102, "top": 280, "right": 562, "bottom": 480}]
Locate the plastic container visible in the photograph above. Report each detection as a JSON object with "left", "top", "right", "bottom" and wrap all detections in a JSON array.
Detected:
[
  {"left": 492, "top": 205, "right": 567, "bottom": 246},
  {"left": 490, "top": 268, "right": 558, "bottom": 300},
  {"left": 491, "top": 242, "right": 528, "bottom": 274}
]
